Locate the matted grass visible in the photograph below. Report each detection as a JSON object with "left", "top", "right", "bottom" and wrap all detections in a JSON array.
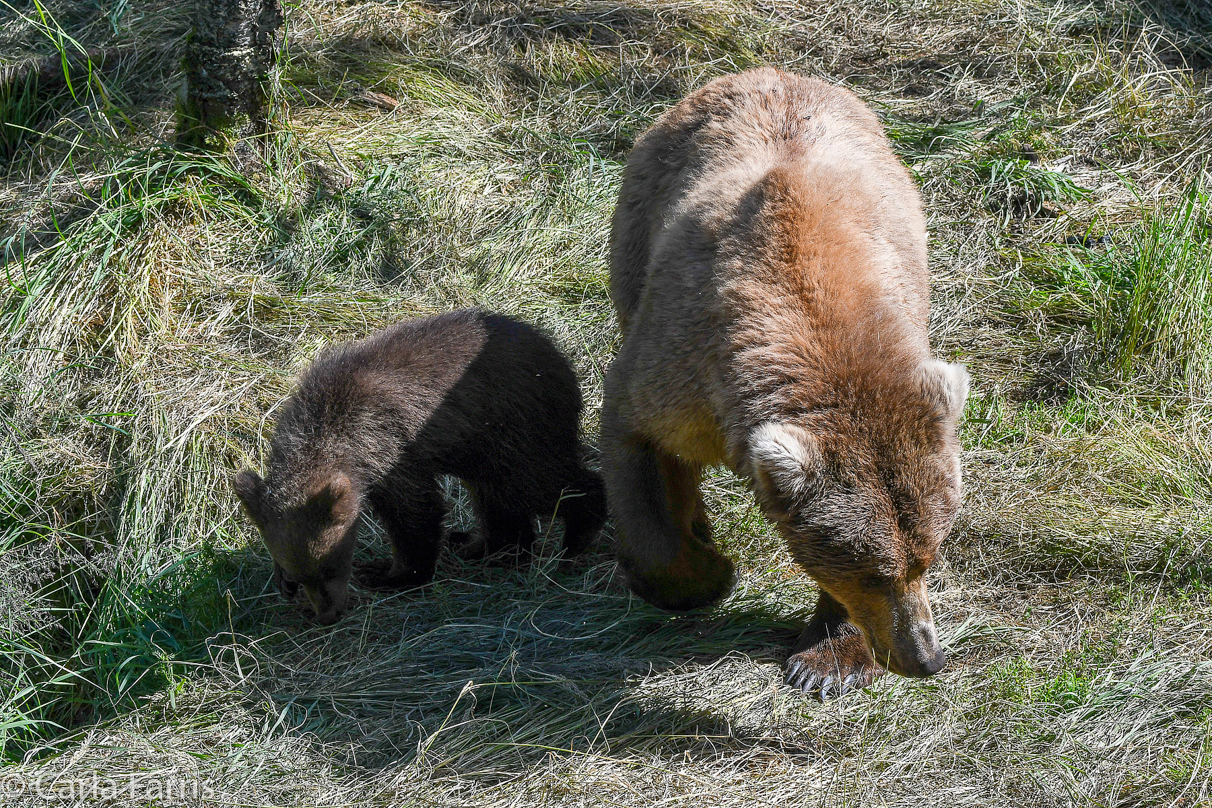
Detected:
[{"left": 2, "top": 0, "right": 1212, "bottom": 805}]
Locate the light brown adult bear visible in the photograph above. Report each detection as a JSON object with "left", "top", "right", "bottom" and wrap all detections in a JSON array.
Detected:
[{"left": 601, "top": 68, "right": 968, "bottom": 699}]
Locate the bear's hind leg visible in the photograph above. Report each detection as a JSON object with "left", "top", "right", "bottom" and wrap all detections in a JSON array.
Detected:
[
  {"left": 554, "top": 467, "right": 607, "bottom": 557},
  {"left": 454, "top": 486, "right": 537, "bottom": 561},
  {"left": 360, "top": 480, "right": 443, "bottom": 589},
  {"left": 601, "top": 429, "right": 734, "bottom": 611},
  {"left": 786, "top": 590, "right": 883, "bottom": 699}
]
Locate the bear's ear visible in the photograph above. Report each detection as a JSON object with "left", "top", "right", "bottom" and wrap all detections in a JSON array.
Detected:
[
  {"left": 918, "top": 359, "right": 970, "bottom": 420},
  {"left": 748, "top": 422, "right": 824, "bottom": 515},
  {"left": 307, "top": 472, "right": 358, "bottom": 526},
  {"left": 233, "top": 470, "right": 268, "bottom": 523}
]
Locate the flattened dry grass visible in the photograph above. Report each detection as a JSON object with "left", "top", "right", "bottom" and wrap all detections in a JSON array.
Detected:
[{"left": 2, "top": 0, "right": 1212, "bottom": 805}]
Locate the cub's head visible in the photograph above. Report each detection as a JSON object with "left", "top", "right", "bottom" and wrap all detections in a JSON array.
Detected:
[
  {"left": 747, "top": 360, "right": 969, "bottom": 678},
  {"left": 232, "top": 470, "right": 360, "bottom": 625}
]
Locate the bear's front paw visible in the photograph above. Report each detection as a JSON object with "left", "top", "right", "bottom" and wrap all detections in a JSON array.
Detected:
[
  {"left": 356, "top": 558, "right": 432, "bottom": 590},
  {"left": 621, "top": 537, "right": 735, "bottom": 611},
  {"left": 785, "top": 630, "right": 883, "bottom": 700}
]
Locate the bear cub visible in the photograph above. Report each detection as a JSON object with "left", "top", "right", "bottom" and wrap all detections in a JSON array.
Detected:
[{"left": 234, "top": 309, "right": 607, "bottom": 625}]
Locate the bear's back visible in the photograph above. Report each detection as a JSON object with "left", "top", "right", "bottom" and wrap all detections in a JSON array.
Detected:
[
  {"left": 266, "top": 310, "right": 581, "bottom": 496},
  {"left": 611, "top": 68, "right": 926, "bottom": 332},
  {"left": 607, "top": 68, "right": 935, "bottom": 466}
]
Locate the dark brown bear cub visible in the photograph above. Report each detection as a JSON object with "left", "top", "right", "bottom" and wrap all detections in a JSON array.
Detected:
[{"left": 233, "top": 309, "right": 606, "bottom": 625}]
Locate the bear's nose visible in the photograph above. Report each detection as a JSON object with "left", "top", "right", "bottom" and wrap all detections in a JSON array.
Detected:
[
  {"left": 908, "top": 621, "right": 945, "bottom": 676},
  {"left": 314, "top": 608, "right": 343, "bottom": 626},
  {"left": 918, "top": 646, "right": 945, "bottom": 675}
]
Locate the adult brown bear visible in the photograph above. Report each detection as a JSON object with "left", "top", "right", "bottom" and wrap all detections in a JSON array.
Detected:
[{"left": 601, "top": 68, "right": 968, "bottom": 698}]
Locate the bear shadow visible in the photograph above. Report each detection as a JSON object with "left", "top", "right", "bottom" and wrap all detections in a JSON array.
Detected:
[
  {"left": 219, "top": 529, "right": 817, "bottom": 781},
  {"left": 1115, "top": 0, "right": 1211, "bottom": 69}
]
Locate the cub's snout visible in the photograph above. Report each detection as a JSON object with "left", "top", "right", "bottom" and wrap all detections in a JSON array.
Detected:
[{"left": 301, "top": 575, "right": 350, "bottom": 626}]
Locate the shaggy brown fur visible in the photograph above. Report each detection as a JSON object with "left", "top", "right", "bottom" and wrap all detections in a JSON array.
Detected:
[
  {"left": 602, "top": 68, "right": 968, "bottom": 698},
  {"left": 234, "top": 310, "right": 606, "bottom": 625}
]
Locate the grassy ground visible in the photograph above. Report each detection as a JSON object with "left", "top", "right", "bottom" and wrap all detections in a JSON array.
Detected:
[{"left": 2, "top": 0, "right": 1212, "bottom": 805}]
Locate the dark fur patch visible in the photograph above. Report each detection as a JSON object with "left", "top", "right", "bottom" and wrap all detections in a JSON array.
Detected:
[{"left": 234, "top": 309, "right": 607, "bottom": 623}]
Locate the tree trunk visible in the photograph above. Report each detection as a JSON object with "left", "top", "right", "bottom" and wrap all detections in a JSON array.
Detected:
[{"left": 178, "top": 0, "right": 283, "bottom": 150}]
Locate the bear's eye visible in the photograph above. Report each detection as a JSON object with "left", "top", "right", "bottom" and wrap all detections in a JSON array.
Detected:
[
  {"left": 274, "top": 565, "right": 300, "bottom": 597},
  {"left": 860, "top": 574, "right": 889, "bottom": 590}
]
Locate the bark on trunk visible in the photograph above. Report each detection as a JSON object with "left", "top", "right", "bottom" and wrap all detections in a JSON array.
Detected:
[{"left": 178, "top": 0, "right": 283, "bottom": 148}]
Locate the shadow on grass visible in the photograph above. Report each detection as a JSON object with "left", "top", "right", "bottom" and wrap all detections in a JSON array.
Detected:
[
  {"left": 1131, "top": 0, "right": 1212, "bottom": 68},
  {"left": 411, "top": 0, "right": 751, "bottom": 57},
  {"left": 283, "top": 0, "right": 757, "bottom": 153},
  {"left": 0, "top": 535, "right": 272, "bottom": 762},
  {"left": 1047, "top": 0, "right": 1212, "bottom": 69},
  {"left": 227, "top": 536, "right": 809, "bottom": 777}
]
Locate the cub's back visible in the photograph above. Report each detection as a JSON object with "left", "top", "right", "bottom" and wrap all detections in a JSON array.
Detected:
[{"left": 268, "top": 310, "right": 581, "bottom": 488}]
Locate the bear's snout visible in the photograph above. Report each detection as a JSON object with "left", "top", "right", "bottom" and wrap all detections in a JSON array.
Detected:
[
  {"left": 897, "top": 620, "right": 945, "bottom": 677},
  {"left": 313, "top": 607, "right": 345, "bottom": 626},
  {"left": 870, "top": 619, "right": 945, "bottom": 678},
  {"left": 862, "top": 580, "right": 947, "bottom": 679},
  {"left": 302, "top": 577, "right": 351, "bottom": 627}
]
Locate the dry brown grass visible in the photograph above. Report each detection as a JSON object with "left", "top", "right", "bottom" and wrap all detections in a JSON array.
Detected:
[{"left": 2, "top": 0, "right": 1211, "bottom": 805}]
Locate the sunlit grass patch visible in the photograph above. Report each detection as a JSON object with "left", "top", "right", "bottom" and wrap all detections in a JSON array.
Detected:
[
  {"left": 0, "top": 142, "right": 280, "bottom": 759},
  {"left": 1091, "top": 181, "right": 1212, "bottom": 392},
  {"left": 1056, "top": 28, "right": 1206, "bottom": 160},
  {"left": 3, "top": 0, "right": 1212, "bottom": 803},
  {"left": 959, "top": 386, "right": 1212, "bottom": 588},
  {"left": 887, "top": 107, "right": 1090, "bottom": 221},
  {"left": 1017, "top": 178, "right": 1212, "bottom": 395}
]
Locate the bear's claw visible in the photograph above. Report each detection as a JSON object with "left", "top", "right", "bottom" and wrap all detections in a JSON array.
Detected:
[{"left": 785, "top": 629, "right": 883, "bottom": 700}]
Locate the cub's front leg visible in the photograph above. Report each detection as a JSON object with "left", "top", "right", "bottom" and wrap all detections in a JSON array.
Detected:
[{"left": 359, "top": 480, "right": 444, "bottom": 589}]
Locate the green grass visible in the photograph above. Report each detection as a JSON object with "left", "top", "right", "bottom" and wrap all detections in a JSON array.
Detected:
[
  {"left": 1010, "top": 176, "right": 1212, "bottom": 394},
  {"left": 888, "top": 107, "right": 1092, "bottom": 220},
  {"left": 2, "top": 0, "right": 1212, "bottom": 805},
  {"left": 1087, "top": 180, "right": 1212, "bottom": 390},
  {"left": 0, "top": 145, "right": 272, "bottom": 758}
]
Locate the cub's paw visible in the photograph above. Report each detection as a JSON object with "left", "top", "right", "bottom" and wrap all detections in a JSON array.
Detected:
[
  {"left": 785, "top": 631, "right": 883, "bottom": 700},
  {"left": 447, "top": 530, "right": 483, "bottom": 558},
  {"left": 356, "top": 558, "right": 432, "bottom": 590}
]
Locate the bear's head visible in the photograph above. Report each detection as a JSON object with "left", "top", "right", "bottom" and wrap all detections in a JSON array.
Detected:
[
  {"left": 232, "top": 470, "right": 360, "bottom": 625},
  {"left": 747, "top": 359, "right": 969, "bottom": 678}
]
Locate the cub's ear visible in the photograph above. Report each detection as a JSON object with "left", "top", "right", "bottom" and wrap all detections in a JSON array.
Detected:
[
  {"left": 747, "top": 422, "right": 824, "bottom": 515},
  {"left": 232, "top": 470, "right": 268, "bottom": 522},
  {"left": 307, "top": 472, "right": 358, "bottom": 525},
  {"left": 918, "top": 360, "right": 970, "bottom": 420}
]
